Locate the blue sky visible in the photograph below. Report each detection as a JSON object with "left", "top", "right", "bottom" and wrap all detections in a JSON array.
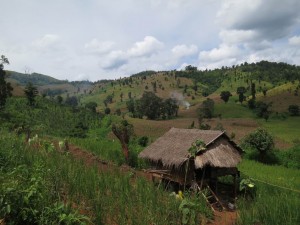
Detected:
[{"left": 1, "top": 0, "right": 300, "bottom": 81}]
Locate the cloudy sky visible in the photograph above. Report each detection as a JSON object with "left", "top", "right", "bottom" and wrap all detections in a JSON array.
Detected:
[{"left": 1, "top": 0, "right": 300, "bottom": 81}]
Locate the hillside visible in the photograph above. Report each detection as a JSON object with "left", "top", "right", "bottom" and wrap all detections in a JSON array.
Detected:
[
  {"left": 4, "top": 61, "right": 300, "bottom": 146},
  {"left": 1, "top": 60, "right": 300, "bottom": 225},
  {"left": 6, "top": 70, "right": 94, "bottom": 98},
  {"left": 73, "top": 61, "right": 299, "bottom": 146}
]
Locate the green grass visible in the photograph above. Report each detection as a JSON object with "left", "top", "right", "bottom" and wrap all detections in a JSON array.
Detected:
[
  {"left": 214, "top": 100, "right": 255, "bottom": 118},
  {"left": 237, "top": 159, "right": 300, "bottom": 225},
  {"left": 239, "top": 159, "right": 300, "bottom": 189},
  {"left": 260, "top": 117, "right": 300, "bottom": 143},
  {"left": 1, "top": 131, "right": 213, "bottom": 224}
]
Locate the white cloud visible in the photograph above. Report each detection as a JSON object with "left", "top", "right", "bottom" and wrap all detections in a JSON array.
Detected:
[
  {"left": 100, "top": 50, "right": 128, "bottom": 70},
  {"left": 289, "top": 36, "right": 300, "bottom": 46},
  {"left": 32, "top": 34, "right": 60, "bottom": 49},
  {"left": 1, "top": 0, "right": 299, "bottom": 81},
  {"left": 84, "top": 39, "right": 115, "bottom": 55},
  {"left": 128, "top": 36, "right": 164, "bottom": 57},
  {"left": 219, "top": 29, "right": 258, "bottom": 45},
  {"left": 199, "top": 44, "right": 240, "bottom": 62},
  {"left": 172, "top": 44, "right": 198, "bottom": 58}
]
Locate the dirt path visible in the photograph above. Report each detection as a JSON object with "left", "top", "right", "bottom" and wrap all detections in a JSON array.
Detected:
[
  {"left": 66, "top": 143, "right": 237, "bottom": 225},
  {"left": 208, "top": 210, "right": 237, "bottom": 225}
]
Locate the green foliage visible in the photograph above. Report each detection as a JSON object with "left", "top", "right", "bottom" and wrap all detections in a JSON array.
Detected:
[
  {"left": 239, "top": 178, "right": 256, "bottom": 197},
  {"left": 112, "top": 120, "right": 134, "bottom": 163},
  {"left": 237, "top": 159, "right": 300, "bottom": 225},
  {"left": 0, "top": 55, "right": 13, "bottom": 110},
  {"left": 237, "top": 86, "right": 246, "bottom": 104},
  {"left": 175, "top": 69, "right": 223, "bottom": 95},
  {"left": 0, "top": 131, "right": 192, "bottom": 225},
  {"left": 188, "top": 139, "right": 206, "bottom": 157},
  {"left": 1, "top": 97, "right": 99, "bottom": 138},
  {"left": 0, "top": 136, "right": 89, "bottom": 224},
  {"left": 137, "top": 136, "right": 149, "bottom": 147},
  {"left": 85, "top": 101, "right": 97, "bottom": 113},
  {"left": 126, "top": 92, "right": 178, "bottom": 120},
  {"left": 6, "top": 71, "right": 67, "bottom": 86},
  {"left": 198, "top": 98, "right": 214, "bottom": 119},
  {"left": 178, "top": 194, "right": 212, "bottom": 225},
  {"left": 69, "top": 122, "right": 88, "bottom": 138},
  {"left": 275, "top": 146, "right": 300, "bottom": 169},
  {"left": 220, "top": 90, "right": 232, "bottom": 103},
  {"left": 56, "top": 95, "right": 63, "bottom": 104},
  {"left": 65, "top": 96, "right": 78, "bottom": 107},
  {"left": 288, "top": 104, "right": 299, "bottom": 116},
  {"left": 256, "top": 101, "right": 272, "bottom": 121},
  {"left": 24, "top": 82, "right": 39, "bottom": 106},
  {"left": 104, "top": 107, "right": 111, "bottom": 114},
  {"left": 242, "top": 128, "right": 274, "bottom": 159}
]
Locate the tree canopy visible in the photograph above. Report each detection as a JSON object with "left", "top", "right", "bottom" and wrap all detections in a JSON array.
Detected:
[
  {"left": 220, "top": 91, "right": 232, "bottom": 103},
  {"left": 112, "top": 120, "right": 134, "bottom": 163},
  {"left": 0, "top": 55, "right": 13, "bottom": 110},
  {"left": 24, "top": 82, "right": 38, "bottom": 106},
  {"left": 242, "top": 128, "right": 274, "bottom": 162}
]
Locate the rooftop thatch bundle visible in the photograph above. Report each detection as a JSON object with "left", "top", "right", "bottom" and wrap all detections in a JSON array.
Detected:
[{"left": 138, "top": 128, "right": 242, "bottom": 169}]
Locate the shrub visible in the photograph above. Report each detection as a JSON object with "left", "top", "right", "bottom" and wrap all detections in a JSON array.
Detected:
[
  {"left": 288, "top": 104, "right": 299, "bottom": 116},
  {"left": 242, "top": 128, "right": 274, "bottom": 163}
]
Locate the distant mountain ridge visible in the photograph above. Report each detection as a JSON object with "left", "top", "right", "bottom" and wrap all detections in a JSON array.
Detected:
[{"left": 6, "top": 70, "right": 68, "bottom": 86}]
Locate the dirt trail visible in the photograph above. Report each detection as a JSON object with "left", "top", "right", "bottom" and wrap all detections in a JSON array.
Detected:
[
  {"left": 66, "top": 143, "right": 237, "bottom": 225},
  {"left": 208, "top": 210, "right": 237, "bottom": 225}
]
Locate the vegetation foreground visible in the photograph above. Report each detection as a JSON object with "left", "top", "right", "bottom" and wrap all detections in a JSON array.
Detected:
[{"left": 1, "top": 57, "right": 300, "bottom": 224}]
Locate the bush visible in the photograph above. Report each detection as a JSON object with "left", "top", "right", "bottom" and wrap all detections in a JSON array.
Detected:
[
  {"left": 276, "top": 146, "right": 300, "bottom": 169},
  {"left": 242, "top": 128, "right": 274, "bottom": 163},
  {"left": 137, "top": 136, "right": 149, "bottom": 147},
  {"left": 288, "top": 105, "right": 299, "bottom": 116}
]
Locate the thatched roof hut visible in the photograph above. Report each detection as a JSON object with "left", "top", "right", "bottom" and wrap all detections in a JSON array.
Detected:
[{"left": 138, "top": 128, "right": 242, "bottom": 185}]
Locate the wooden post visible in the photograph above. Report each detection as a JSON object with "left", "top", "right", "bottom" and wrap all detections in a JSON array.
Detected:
[
  {"left": 233, "top": 174, "right": 237, "bottom": 203},
  {"left": 200, "top": 167, "right": 206, "bottom": 190}
]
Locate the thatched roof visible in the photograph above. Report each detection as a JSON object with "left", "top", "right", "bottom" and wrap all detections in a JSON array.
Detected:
[
  {"left": 138, "top": 128, "right": 241, "bottom": 169},
  {"left": 194, "top": 143, "right": 241, "bottom": 168}
]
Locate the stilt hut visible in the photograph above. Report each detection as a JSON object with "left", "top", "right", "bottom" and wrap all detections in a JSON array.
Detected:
[{"left": 138, "top": 128, "right": 242, "bottom": 194}]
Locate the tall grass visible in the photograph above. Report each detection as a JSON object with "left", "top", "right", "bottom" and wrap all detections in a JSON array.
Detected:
[
  {"left": 237, "top": 159, "right": 300, "bottom": 225},
  {"left": 1, "top": 131, "right": 211, "bottom": 224}
]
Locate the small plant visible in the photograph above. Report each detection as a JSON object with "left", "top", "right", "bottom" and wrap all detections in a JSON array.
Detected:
[
  {"left": 239, "top": 178, "right": 256, "bottom": 198},
  {"left": 188, "top": 139, "right": 206, "bottom": 157},
  {"left": 179, "top": 199, "right": 198, "bottom": 225}
]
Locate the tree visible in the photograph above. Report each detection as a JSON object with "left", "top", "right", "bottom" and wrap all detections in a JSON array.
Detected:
[
  {"left": 242, "top": 128, "right": 274, "bottom": 162},
  {"left": 256, "top": 101, "right": 272, "bottom": 121},
  {"left": 24, "top": 82, "right": 38, "bottom": 106},
  {"left": 56, "top": 95, "right": 63, "bottom": 104},
  {"left": 112, "top": 120, "right": 134, "bottom": 163},
  {"left": 220, "top": 91, "right": 232, "bottom": 103},
  {"left": 288, "top": 105, "right": 299, "bottom": 116},
  {"left": 126, "top": 99, "right": 135, "bottom": 114},
  {"left": 161, "top": 98, "right": 179, "bottom": 119},
  {"left": 65, "top": 96, "right": 78, "bottom": 107},
  {"left": 247, "top": 98, "right": 256, "bottom": 109},
  {"left": 104, "top": 107, "right": 111, "bottom": 115},
  {"left": 251, "top": 82, "right": 256, "bottom": 99},
  {"left": 262, "top": 88, "right": 267, "bottom": 96},
  {"left": 139, "top": 92, "right": 162, "bottom": 120},
  {"left": 237, "top": 86, "right": 246, "bottom": 104},
  {"left": 0, "top": 55, "right": 13, "bottom": 110},
  {"left": 198, "top": 98, "right": 214, "bottom": 119},
  {"left": 85, "top": 101, "right": 97, "bottom": 113},
  {"left": 185, "top": 65, "right": 197, "bottom": 72}
]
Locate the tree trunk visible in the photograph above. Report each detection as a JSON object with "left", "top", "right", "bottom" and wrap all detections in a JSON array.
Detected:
[{"left": 122, "top": 144, "right": 129, "bottom": 163}]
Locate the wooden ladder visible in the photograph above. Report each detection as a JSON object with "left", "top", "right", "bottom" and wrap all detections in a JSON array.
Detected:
[{"left": 202, "top": 184, "right": 225, "bottom": 212}]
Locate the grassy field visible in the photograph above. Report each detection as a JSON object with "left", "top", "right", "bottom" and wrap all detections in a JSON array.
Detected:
[
  {"left": 214, "top": 100, "right": 255, "bottom": 118},
  {"left": 237, "top": 159, "right": 300, "bottom": 225},
  {"left": 261, "top": 117, "right": 300, "bottom": 143}
]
